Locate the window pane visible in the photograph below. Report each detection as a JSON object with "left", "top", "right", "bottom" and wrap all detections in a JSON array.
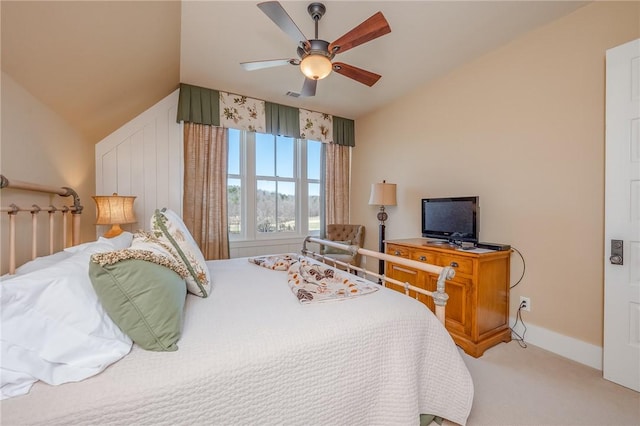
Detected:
[
  {"left": 277, "top": 181, "right": 296, "bottom": 232},
  {"left": 256, "top": 180, "right": 276, "bottom": 233},
  {"left": 227, "top": 130, "right": 324, "bottom": 241},
  {"left": 256, "top": 133, "right": 274, "bottom": 177},
  {"left": 228, "top": 129, "right": 240, "bottom": 175},
  {"left": 276, "top": 136, "right": 294, "bottom": 178},
  {"left": 228, "top": 178, "right": 242, "bottom": 235},
  {"left": 307, "top": 140, "right": 321, "bottom": 180},
  {"left": 308, "top": 182, "right": 320, "bottom": 232}
]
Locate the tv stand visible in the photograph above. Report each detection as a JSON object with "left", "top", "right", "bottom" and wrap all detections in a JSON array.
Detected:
[{"left": 385, "top": 238, "right": 512, "bottom": 357}]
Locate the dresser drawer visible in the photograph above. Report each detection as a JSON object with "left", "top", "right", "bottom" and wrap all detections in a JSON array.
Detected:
[
  {"left": 387, "top": 245, "right": 411, "bottom": 258},
  {"left": 411, "top": 250, "right": 437, "bottom": 265},
  {"left": 439, "top": 254, "right": 474, "bottom": 275}
]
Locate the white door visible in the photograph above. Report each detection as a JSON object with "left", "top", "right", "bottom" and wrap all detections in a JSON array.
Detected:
[{"left": 603, "top": 39, "right": 640, "bottom": 392}]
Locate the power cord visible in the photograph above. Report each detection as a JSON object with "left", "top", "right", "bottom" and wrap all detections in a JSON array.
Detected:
[
  {"left": 509, "top": 247, "right": 527, "bottom": 348},
  {"left": 510, "top": 300, "right": 528, "bottom": 348},
  {"left": 509, "top": 246, "right": 525, "bottom": 289}
]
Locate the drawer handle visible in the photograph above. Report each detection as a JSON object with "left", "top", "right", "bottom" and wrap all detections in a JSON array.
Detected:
[
  {"left": 392, "top": 266, "right": 417, "bottom": 275},
  {"left": 450, "top": 261, "right": 459, "bottom": 268},
  {"left": 394, "top": 250, "right": 401, "bottom": 256},
  {"left": 418, "top": 255, "right": 427, "bottom": 261}
]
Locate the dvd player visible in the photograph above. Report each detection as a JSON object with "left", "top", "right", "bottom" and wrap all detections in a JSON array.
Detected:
[{"left": 476, "top": 242, "right": 511, "bottom": 251}]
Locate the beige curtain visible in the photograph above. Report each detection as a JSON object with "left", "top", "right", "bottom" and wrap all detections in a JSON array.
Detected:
[
  {"left": 324, "top": 143, "right": 350, "bottom": 225},
  {"left": 183, "top": 122, "right": 229, "bottom": 260}
]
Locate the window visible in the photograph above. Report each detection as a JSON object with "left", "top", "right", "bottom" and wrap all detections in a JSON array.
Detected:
[{"left": 227, "top": 129, "right": 322, "bottom": 240}]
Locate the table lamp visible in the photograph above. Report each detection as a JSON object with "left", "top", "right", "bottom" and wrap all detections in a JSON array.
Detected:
[{"left": 93, "top": 193, "right": 137, "bottom": 238}]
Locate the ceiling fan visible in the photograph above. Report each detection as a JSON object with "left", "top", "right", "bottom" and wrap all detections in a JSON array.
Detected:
[{"left": 241, "top": 1, "right": 391, "bottom": 97}]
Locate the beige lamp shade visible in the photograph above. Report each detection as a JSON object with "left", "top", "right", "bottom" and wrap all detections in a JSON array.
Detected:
[
  {"left": 93, "top": 193, "right": 137, "bottom": 238},
  {"left": 300, "top": 54, "right": 333, "bottom": 80},
  {"left": 368, "top": 181, "right": 397, "bottom": 206}
]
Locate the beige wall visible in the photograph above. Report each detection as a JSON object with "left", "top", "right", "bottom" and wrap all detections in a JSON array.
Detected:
[
  {"left": 351, "top": 1, "right": 639, "bottom": 347},
  {"left": 1, "top": 72, "right": 96, "bottom": 274}
]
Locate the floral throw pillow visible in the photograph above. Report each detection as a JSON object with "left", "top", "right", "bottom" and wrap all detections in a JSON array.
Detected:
[{"left": 151, "top": 208, "right": 211, "bottom": 297}]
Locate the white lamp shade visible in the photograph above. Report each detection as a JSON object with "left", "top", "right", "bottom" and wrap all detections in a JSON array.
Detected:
[
  {"left": 300, "top": 54, "right": 332, "bottom": 80},
  {"left": 368, "top": 182, "right": 397, "bottom": 206}
]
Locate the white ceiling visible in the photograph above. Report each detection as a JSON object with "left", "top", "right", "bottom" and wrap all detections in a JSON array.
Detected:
[
  {"left": 1, "top": 1, "right": 589, "bottom": 143},
  {"left": 180, "top": 1, "right": 590, "bottom": 120}
]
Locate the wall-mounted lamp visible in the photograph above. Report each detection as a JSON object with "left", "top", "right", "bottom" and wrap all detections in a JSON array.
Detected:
[
  {"left": 93, "top": 193, "right": 137, "bottom": 238},
  {"left": 368, "top": 180, "right": 397, "bottom": 275}
]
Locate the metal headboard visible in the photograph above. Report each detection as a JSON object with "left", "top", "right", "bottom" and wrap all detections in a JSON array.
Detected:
[
  {"left": 0, "top": 174, "right": 83, "bottom": 274},
  {"left": 301, "top": 236, "right": 454, "bottom": 324}
]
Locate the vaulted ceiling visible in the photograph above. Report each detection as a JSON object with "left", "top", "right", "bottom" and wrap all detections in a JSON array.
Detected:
[{"left": 1, "top": 1, "right": 589, "bottom": 144}]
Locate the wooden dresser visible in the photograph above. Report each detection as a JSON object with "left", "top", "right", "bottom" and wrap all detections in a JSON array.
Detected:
[{"left": 385, "top": 238, "right": 511, "bottom": 357}]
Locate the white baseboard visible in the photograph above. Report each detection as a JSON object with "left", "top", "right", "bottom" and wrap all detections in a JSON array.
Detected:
[{"left": 509, "top": 316, "right": 603, "bottom": 370}]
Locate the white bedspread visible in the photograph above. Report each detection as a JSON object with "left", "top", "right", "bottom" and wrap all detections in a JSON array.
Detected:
[{"left": 1, "top": 257, "right": 473, "bottom": 425}]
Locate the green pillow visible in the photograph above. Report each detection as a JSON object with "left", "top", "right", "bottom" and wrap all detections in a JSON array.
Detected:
[
  {"left": 324, "top": 240, "right": 352, "bottom": 255},
  {"left": 89, "top": 259, "right": 186, "bottom": 351}
]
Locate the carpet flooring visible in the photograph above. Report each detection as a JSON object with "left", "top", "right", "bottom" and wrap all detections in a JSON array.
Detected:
[{"left": 445, "top": 341, "right": 640, "bottom": 426}]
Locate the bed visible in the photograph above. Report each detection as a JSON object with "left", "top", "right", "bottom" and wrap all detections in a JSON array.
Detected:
[{"left": 0, "top": 176, "right": 474, "bottom": 425}]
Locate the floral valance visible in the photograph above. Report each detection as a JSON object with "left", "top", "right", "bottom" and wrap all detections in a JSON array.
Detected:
[{"left": 176, "top": 83, "right": 355, "bottom": 147}]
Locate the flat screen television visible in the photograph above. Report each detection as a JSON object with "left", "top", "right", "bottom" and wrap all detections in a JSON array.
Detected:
[{"left": 421, "top": 196, "right": 479, "bottom": 243}]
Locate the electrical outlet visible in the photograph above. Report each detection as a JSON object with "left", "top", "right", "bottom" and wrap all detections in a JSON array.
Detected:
[{"left": 519, "top": 296, "right": 531, "bottom": 312}]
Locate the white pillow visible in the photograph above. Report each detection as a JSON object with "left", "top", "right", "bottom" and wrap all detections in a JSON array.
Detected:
[
  {"left": 13, "top": 251, "right": 74, "bottom": 276},
  {"left": 64, "top": 231, "right": 134, "bottom": 254},
  {"left": 0, "top": 241, "right": 133, "bottom": 400},
  {"left": 150, "top": 209, "right": 211, "bottom": 297},
  {"left": 2, "top": 233, "right": 134, "bottom": 279}
]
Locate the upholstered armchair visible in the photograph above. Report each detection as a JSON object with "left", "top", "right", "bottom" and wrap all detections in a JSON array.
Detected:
[{"left": 322, "top": 224, "right": 365, "bottom": 267}]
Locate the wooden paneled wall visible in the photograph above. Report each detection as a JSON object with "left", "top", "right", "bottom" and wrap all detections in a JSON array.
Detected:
[{"left": 95, "top": 90, "right": 182, "bottom": 236}]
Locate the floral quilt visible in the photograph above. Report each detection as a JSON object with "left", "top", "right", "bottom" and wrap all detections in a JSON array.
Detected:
[
  {"left": 249, "top": 255, "right": 378, "bottom": 304},
  {"left": 247, "top": 254, "right": 298, "bottom": 271}
]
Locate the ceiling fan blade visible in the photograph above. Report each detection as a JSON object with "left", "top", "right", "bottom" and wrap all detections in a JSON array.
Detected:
[
  {"left": 300, "top": 78, "right": 317, "bottom": 97},
  {"left": 258, "top": 1, "right": 307, "bottom": 45},
  {"left": 332, "top": 62, "right": 381, "bottom": 87},
  {"left": 328, "top": 11, "right": 391, "bottom": 55},
  {"left": 240, "top": 59, "right": 298, "bottom": 71}
]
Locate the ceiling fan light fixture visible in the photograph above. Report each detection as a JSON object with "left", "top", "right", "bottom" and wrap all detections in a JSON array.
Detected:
[
  {"left": 300, "top": 54, "right": 332, "bottom": 80},
  {"left": 246, "top": 2, "right": 392, "bottom": 96}
]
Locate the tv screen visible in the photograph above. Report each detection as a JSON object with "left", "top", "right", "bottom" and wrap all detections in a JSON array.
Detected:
[{"left": 421, "top": 196, "right": 479, "bottom": 243}]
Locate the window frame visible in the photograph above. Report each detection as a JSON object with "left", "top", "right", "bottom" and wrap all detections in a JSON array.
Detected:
[{"left": 227, "top": 130, "right": 322, "bottom": 242}]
